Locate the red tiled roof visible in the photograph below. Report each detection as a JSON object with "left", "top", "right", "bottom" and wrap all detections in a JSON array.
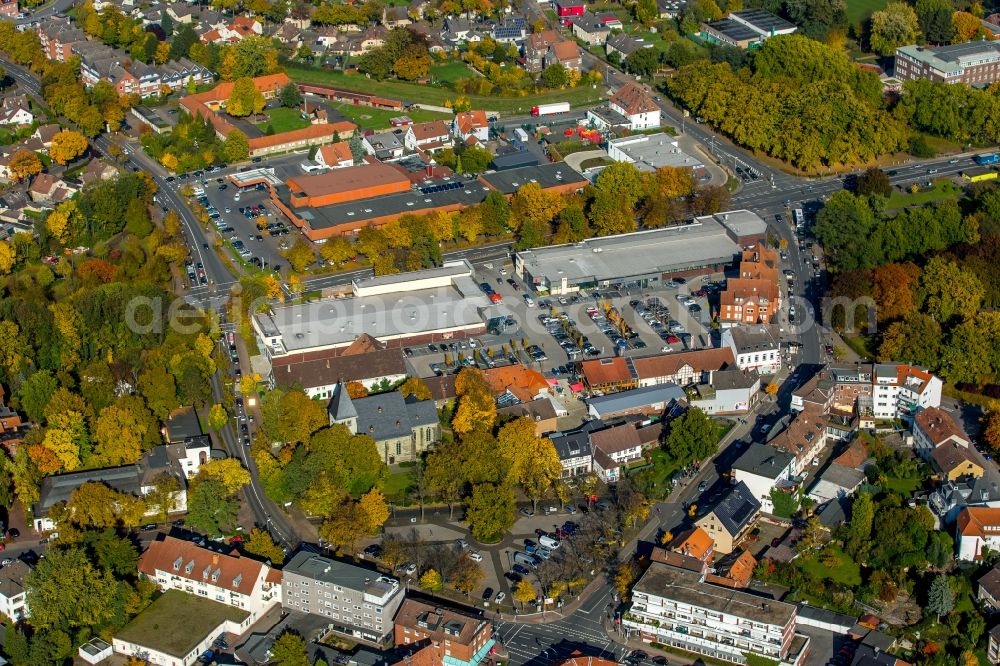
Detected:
[
  {"left": 139, "top": 536, "right": 269, "bottom": 594},
  {"left": 958, "top": 507, "right": 1000, "bottom": 537},
  {"left": 456, "top": 110, "right": 488, "bottom": 134},
  {"left": 581, "top": 356, "right": 631, "bottom": 387},
  {"left": 590, "top": 423, "right": 641, "bottom": 455},
  {"left": 915, "top": 407, "right": 968, "bottom": 447}
]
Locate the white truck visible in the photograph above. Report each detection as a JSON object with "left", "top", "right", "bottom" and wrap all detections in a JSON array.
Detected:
[
  {"left": 531, "top": 102, "right": 570, "bottom": 116},
  {"left": 514, "top": 127, "right": 530, "bottom": 143}
]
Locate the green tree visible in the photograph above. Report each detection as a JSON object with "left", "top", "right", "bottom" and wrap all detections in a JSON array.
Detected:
[
  {"left": 926, "top": 574, "right": 954, "bottom": 622},
  {"left": 540, "top": 63, "right": 568, "bottom": 89},
  {"left": 635, "top": 0, "right": 658, "bottom": 24},
  {"left": 665, "top": 407, "right": 717, "bottom": 465},
  {"left": 226, "top": 77, "right": 266, "bottom": 117},
  {"left": 26, "top": 547, "right": 119, "bottom": 631},
  {"left": 269, "top": 632, "right": 309, "bottom": 666},
  {"left": 497, "top": 418, "right": 561, "bottom": 512},
  {"left": 16, "top": 370, "right": 58, "bottom": 423},
  {"left": 920, "top": 257, "right": 983, "bottom": 324},
  {"left": 769, "top": 488, "right": 799, "bottom": 519},
  {"left": 625, "top": 47, "right": 660, "bottom": 78},
  {"left": 915, "top": 0, "right": 953, "bottom": 43},
  {"left": 869, "top": 2, "right": 921, "bottom": 56},
  {"left": 846, "top": 491, "right": 874, "bottom": 557},
  {"left": 856, "top": 167, "right": 892, "bottom": 198},
  {"left": 186, "top": 478, "right": 239, "bottom": 534},
  {"left": 279, "top": 81, "right": 303, "bottom": 108},
  {"left": 466, "top": 483, "right": 515, "bottom": 542}
]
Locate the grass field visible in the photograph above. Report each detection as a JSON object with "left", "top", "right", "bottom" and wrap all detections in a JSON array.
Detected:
[
  {"left": 883, "top": 474, "right": 923, "bottom": 495},
  {"left": 430, "top": 60, "right": 477, "bottom": 84},
  {"left": 886, "top": 179, "right": 963, "bottom": 209},
  {"left": 285, "top": 64, "right": 606, "bottom": 116},
  {"left": 846, "top": 0, "right": 887, "bottom": 25},
  {"left": 381, "top": 467, "right": 414, "bottom": 503},
  {"left": 798, "top": 545, "right": 862, "bottom": 586},
  {"left": 329, "top": 101, "right": 450, "bottom": 131},
  {"left": 256, "top": 106, "right": 311, "bottom": 133}
]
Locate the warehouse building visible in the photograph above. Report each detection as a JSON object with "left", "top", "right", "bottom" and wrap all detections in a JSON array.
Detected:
[
  {"left": 252, "top": 261, "right": 494, "bottom": 359},
  {"left": 514, "top": 211, "right": 766, "bottom": 294},
  {"left": 700, "top": 9, "right": 796, "bottom": 49},
  {"left": 607, "top": 134, "right": 705, "bottom": 175}
]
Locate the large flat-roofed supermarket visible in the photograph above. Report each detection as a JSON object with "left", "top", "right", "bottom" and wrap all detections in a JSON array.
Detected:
[
  {"left": 515, "top": 210, "right": 766, "bottom": 294},
  {"left": 252, "top": 261, "right": 494, "bottom": 358}
]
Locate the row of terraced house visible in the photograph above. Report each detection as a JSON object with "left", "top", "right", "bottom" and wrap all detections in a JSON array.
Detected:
[{"left": 35, "top": 18, "right": 214, "bottom": 97}]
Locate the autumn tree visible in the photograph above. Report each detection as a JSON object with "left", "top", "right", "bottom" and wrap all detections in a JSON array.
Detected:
[
  {"left": 451, "top": 554, "right": 485, "bottom": 596},
  {"left": 983, "top": 406, "right": 1000, "bottom": 454},
  {"left": 871, "top": 263, "right": 918, "bottom": 323},
  {"left": 590, "top": 162, "right": 642, "bottom": 236},
  {"left": 513, "top": 579, "right": 536, "bottom": 608},
  {"left": 497, "top": 418, "right": 561, "bottom": 512},
  {"left": 208, "top": 403, "right": 229, "bottom": 431},
  {"left": 399, "top": 377, "right": 432, "bottom": 401},
  {"left": 8, "top": 149, "right": 41, "bottom": 181},
  {"left": 226, "top": 77, "right": 265, "bottom": 117},
  {"left": 952, "top": 10, "right": 982, "bottom": 42},
  {"left": 49, "top": 130, "right": 89, "bottom": 165},
  {"left": 420, "top": 568, "right": 443, "bottom": 591},
  {"left": 345, "top": 381, "right": 369, "bottom": 399},
  {"left": 195, "top": 458, "right": 251, "bottom": 494},
  {"left": 0, "top": 241, "right": 15, "bottom": 275},
  {"left": 25, "top": 547, "right": 119, "bottom": 631},
  {"left": 92, "top": 398, "right": 157, "bottom": 467},
  {"left": 244, "top": 528, "right": 285, "bottom": 564},
  {"left": 393, "top": 44, "right": 431, "bottom": 80},
  {"left": 65, "top": 482, "right": 147, "bottom": 529},
  {"left": 223, "top": 129, "right": 250, "bottom": 163},
  {"left": 260, "top": 388, "right": 328, "bottom": 445},
  {"left": 451, "top": 367, "right": 496, "bottom": 435},
  {"left": 920, "top": 257, "right": 983, "bottom": 324},
  {"left": 269, "top": 632, "right": 309, "bottom": 666},
  {"left": 466, "top": 482, "right": 515, "bottom": 542},
  {"left": 356, "top": 488, "right": 390, "bottom": 534}
]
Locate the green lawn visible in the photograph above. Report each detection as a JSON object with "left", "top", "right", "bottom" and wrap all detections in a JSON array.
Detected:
[
  {"left": 430, "top": 61, "right": 477, "bottom": 84},
  {"left": 256, "top": 106, "right": 311, "bottom": 133},
  {"left": 329, "top": 102, "right": 450, "bottom": 131},
  {"left": 882, "top": 474, "right": 922, "bottom": 495},
  {"left": 797, "top": 545, "right": 862, "bottom": 586},
  {"left": 285, "top": 64, "right": 606, "bottom": 117},
  {"left": 381, "top": 467, "right": 414, "bottom": 503},
  {"left": 846, "top": 0, "right": 887, "bottom": 25},
  {"left": 886, "top": 179, "right": 963, "bottom": 209}
]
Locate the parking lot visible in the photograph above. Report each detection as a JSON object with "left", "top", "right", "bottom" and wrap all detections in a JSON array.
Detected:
[{"left": 404, "top": 262, "right": 721, "bottom": 381}]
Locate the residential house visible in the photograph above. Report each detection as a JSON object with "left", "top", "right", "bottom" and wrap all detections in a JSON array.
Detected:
[
  {"left": 0, "top": 95, "right": 33, "bottom": 127},
  {"left": 606, "top": 33, "right": 654, "bottom": 60},
  {"left": 524, "top": 30, "right": 561, "bottom": 72},
  {"left": 707, "top": 549, "right": 758, "bottom": 589},
  {"left": 558, "top": 654, "right": 619, "bottom": 666},
  {"left": 632, "top": 348, "right": 737, "bottom": 388},
  {"left": 484, "top": 365, "right": 551, "bottom": 403},
  {"left": 549, "top": 425, "right": 596, "bottom": 478},
  {"left": 312, "top": 141, "right": 354, "bottom": 170},
  {"left": 956, "top": 507, "right": 1000, "bottom": 561},
  {"left": 977, "top": 564, "right": 1000, "bottom": 612},
  {"left": 282, "top": 551, "right": 404, "bottom": 644},
  {"left": 138, "top": 535, "right": 282, "bottom": 621},
  {"left": 931, "top": 442, "right": 984, "bottom": 481},
  {"left": 80, "top": 158, "right": 120, "bottom": 185},
  {"left": 807, "top": 464, "right": 865, "bottom": 505},
  {"left": 722, "top": 324, "right": 781, "bottom": 374},
  {"left": 0, "top": 560, "right": 30, "bottom": 621},
  {"left": 29, "top": 173, "right": 75, "bottom": 204},
  {"left": 719, "top": 244, "right": 780, "bottom": 326},
  {"left": 497, "top": 399, "right": 559, "bottom": 435},
  {"left": 383, "top": 6, "right": 411, "bottom": 28},
  {"left": 731, "top": 443, "right": 796, "bottom": 514},
  {"left": 768, "top": 406, "right": 827, "bottom": 476},
  {"left": 363, "top": 130, "right": 406, "bottom": 160},
  {"left": 926, "top": 473, "right": 1000, "bottom": 527},
  {"left": 570, "top": 12, "right": 620, "bottom": 45},
  {"left": 695, "top": 481, "right": 761, "bottom": 554},
  {"left": 31, "top": 440, "right": 208, "bottom": 532},
  {"left": 586, "top": 383, "right": 686, "bottom": 420},
  {"left": 201, "top": 16, "right": 264, "bottom": 43},
  {"left": 452, "top": 110, "right": 490, "bottom": 143},
  {"left": 404, "top": 120, "right": 452, "bottom": 153},
  {"left": 492, "top": 17, "right": 526, "bottom": 44},
  {"left": 914, "top": 406, "right": 970, "bottom": 462},
  {"left": 665, "top": 526, "right": 714, "bottom": 562},
  {"left": 393, "top": 599, "right": 495, "bottom": 666},
  {"left": 328, "top": 385, "right": 440, "bottom": 465},
  {"left": 543, "top": 40, "right": 582, "bottom": 71},
  {"left": 989, "top": 626, "right": 1000, "bottom": 665},
  {"left": 687, "top": 368, "right": 761, "bottom": 415},
  {"left": 590, "top": 422, "right": 643, "bottom": 482},
  {"left": 608, "top": 82, "right": 660, "bottom": 130},
  {"left": 270, "top": 336, "right": 407, "bottom": 399},
  {"left": 624, "top": 562, "right": 803, "bottom": 664},
  {"left": 0, "top": 385, "right": 29, "bottom": 449}
]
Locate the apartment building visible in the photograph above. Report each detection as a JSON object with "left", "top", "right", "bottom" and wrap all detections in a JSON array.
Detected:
[
  {"left": 872, "top": 364, "right": 942, "bottom": 422},
  {"left": 722, "top": 325, "right": 781, "bottom": 375},
  {"left": 625, "top": 562, "right": 804, "bottom": 664},
  {"left": 895, "top": 41, "right": 1000, "bottom": 85},
  {"left": 719, "top": 245, "right": 780, "bottom": 327},
  {"left": 138, "top": 536, "right": 282, "bottom": 622},
  {"left": 731, "top": 444, "right": 796, "bottom": 514},
  {"left": 393, "top": 599, "right": 495, "bottom": 666},
  {"left": 591, "top": 422, "right": 644, "bottom": 482},
  {"left": 282, "top": 551, "right": 404, "bottom": 644}
]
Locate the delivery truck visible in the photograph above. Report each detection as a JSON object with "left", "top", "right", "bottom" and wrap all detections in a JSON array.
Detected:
[{"left": 531, "top": 102, "right": 570, "bottom": 116}]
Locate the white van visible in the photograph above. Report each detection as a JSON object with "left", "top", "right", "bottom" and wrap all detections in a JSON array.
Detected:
[
  {"left": 523, "top": 294, "right": 535, "bottom": 307},
  {"left": 300, "top": 162, "right": 325, "bottom": 173},
  {"left": 539, "top": 534, "right": 560, "bottom": 549}
]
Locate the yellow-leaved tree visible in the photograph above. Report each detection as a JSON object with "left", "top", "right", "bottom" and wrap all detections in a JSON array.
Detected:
[{"left": 49, "top": 130, "right": 89, "bottom": 165}]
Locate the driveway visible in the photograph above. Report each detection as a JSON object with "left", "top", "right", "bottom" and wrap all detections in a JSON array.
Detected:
[{"left": 562, "top": 149, "right": 608, "bottom": 177}]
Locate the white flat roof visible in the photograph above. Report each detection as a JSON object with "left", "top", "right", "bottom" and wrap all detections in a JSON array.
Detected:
[
  {"left": 694, "top": 209, "right": 767, "bottom": 240},
  {"left": 609, "top": 133, "right": 704, "bottom": 171},
  {"left": 516, "top": 216, "right": 741, "bottom": 284},
  {"left": 257, "top": 276, "right": 492, "bottom": 352}
]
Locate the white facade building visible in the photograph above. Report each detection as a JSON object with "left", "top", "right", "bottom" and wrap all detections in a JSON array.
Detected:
[
  {"left": 871, "top": 363, "right": 942, "bottom": 422},
  {"left": 722, "top": 325, "right": 781, "bottom": 375},
  {"left": 731, "top": 444, "right": 796, "bottom": 514},
  {"left": 138, "top": 536, "right": 282, "bottom": 622},
  {"left": 957, "top": 507, "right": 1000, "bottom": 561},
  {"left": 625, "top": 562, "right": 807, "bottom": 665},
  {"left": 0, "top": 560, "right": 30, "bottom": 621}
]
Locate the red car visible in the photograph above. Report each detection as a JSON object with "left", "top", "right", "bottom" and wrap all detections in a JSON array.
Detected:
[
  {"left": 489, "top": 293, "right": 503, "bottom": 303},
  {"left": 666, "top": 335, "right": 680, "bottom": 344},
  {"left": 229, "top": 535, "right": 244, "bottom": 545}
]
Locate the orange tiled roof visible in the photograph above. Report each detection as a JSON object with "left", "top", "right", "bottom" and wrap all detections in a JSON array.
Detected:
[
  {"left": 915, "top": 406, "right": 968, "bottom": 447},
  {"left": 833, "top": 439, "right": 869, "bottom": 469},
  {"left": 581, "top": 356, "right": 631, "bottom": 387},
  {"left": 139, "top": 535, "right": 268, "bottom": 594},
  {"left": 668, "top": 526, "right": 714, "bottom": 561},
  {"left": 248, "top": 122, "right": 356, "bottom": 151},
  {"left": 319, "top": 141, "right": 353, "bottom": 165},
  {"left": 484, "top": 365, "right": 549, "bottom": 403},
  {"left": 456, "top": 110, "right": 488, "bottom": 134},
  {"left": 958, "top": 507, "right": 1000, "bottom": 537},
  {"left": 631, "top": 348, "right": 736, "bottom": 382}
]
